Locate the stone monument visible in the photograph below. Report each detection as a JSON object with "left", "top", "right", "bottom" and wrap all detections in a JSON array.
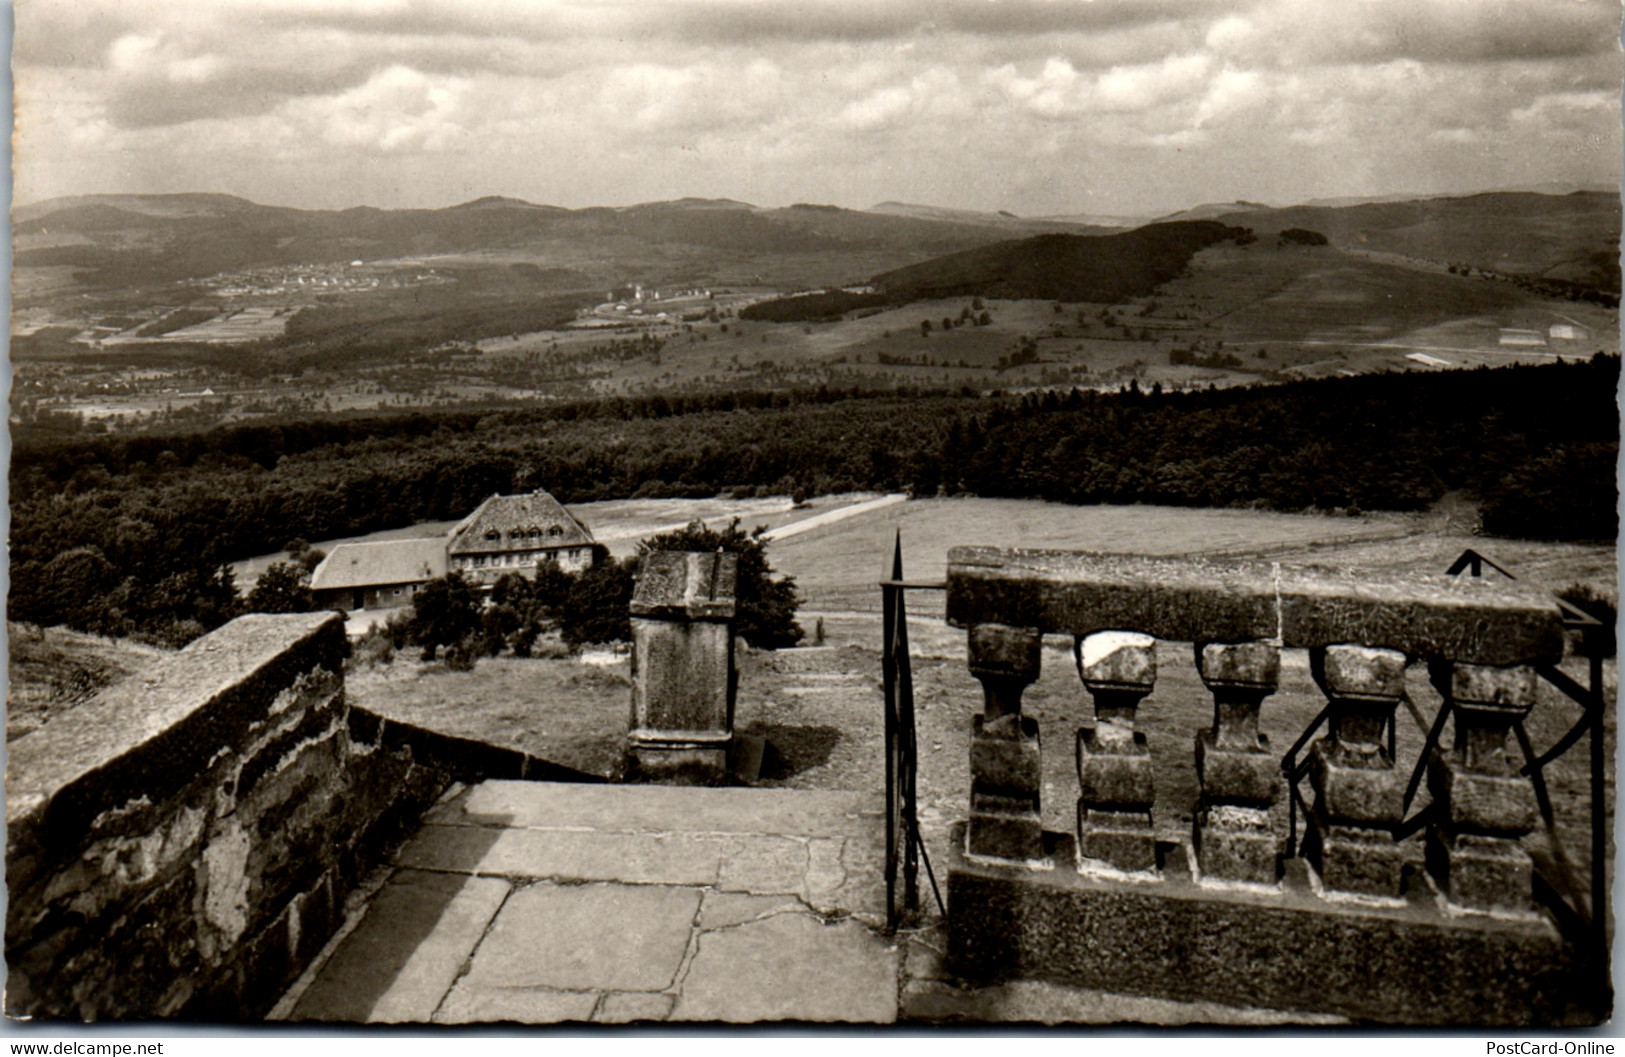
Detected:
[{"left": 627, "top": 550, "right": 739, "bottom": 780}]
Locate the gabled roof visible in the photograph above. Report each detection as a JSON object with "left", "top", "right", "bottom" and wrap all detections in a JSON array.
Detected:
[
  {"left": 447, "top": 489, "right": 595, "bottom": 555},
  {"left": 309, "top": 538, "right": 448, "bottom": 591}
]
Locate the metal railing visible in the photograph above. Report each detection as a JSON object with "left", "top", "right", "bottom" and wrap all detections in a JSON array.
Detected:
[{"left": 879, "top": 532, "right": 945, "bottom": 933}]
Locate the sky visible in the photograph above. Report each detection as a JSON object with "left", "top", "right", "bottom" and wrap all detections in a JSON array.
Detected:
[{"left": 11, "top": 0, "right": 1624, "bottom": 217}]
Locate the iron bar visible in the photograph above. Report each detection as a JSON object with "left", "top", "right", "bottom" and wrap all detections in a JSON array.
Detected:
[
  {"left": 1514, "top": 719, "right": 1591, "bottom": 927},
  {"left": 1402, "top": 696, "right": 1452, "bottom": 815}
]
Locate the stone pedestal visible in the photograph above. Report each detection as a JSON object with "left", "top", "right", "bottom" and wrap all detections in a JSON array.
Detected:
[
  {"left": 1193, "top": 641, "right": 1282, "bottom": 884},
  {"left": 965, "top": 624, "right": 1044, "bottom": 863},
  {"left": 1427, "top": 661, "right": 1540, "bottom": 914},
  {"left": 627, "top": 552, "right": 738, "bottom": 781},
  {"left": 1304, "top": 645, "right": 1408, "bottom": 898},
  {"left": 1075, "top": 632, "right": 1158, "bottom": 873}
]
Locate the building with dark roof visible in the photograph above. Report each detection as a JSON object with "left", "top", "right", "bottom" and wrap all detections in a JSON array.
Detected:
[
  {"left": 309, "top": 537, "right": 448, "bottom": 611},
  {"left": 446, "top": 489, "right": 599, "bottom": 586}
]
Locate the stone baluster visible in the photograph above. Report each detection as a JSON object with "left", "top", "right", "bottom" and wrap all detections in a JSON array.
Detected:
[
  {"left": 1304, "top": 645, "right": 1408, "bottom": 897},
  {"left": 1075, "top": 632, "right": 1159, "bottom": 873},
  {"left": 1193, "top": 641, "right": 1283, "bottom": 884},
  {"left": 965, "top": 623, "right": 1045, "bottom": 863},
  {"left": 1426, "top": 661, "right": 1540, "bottom": 913}
]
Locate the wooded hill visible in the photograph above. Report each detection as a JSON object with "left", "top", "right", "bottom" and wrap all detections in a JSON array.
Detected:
[
  {"left": 871, "top": 221, "right": 1252, "bottom": 302},
  {"left": 11, "top": 357, "right": 1617, "bottom": 647}
]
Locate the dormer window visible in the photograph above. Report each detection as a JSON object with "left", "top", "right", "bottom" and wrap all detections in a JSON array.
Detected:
[
  {"left": 549, "top": 525, "right": 563, "bottom": 538},
  {"left": 484, "top": 530, "right": 501, "bottom": 541}
]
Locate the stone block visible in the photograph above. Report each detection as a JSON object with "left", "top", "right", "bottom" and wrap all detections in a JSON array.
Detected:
[
  {"left": 1076, "top": 631, "right": 1157, "bottom": 690},
  {"left": 945, "top": 547, "right": 1565, "bottom": 666},
  {"left": 1077, "top": 806, "right": 1157, "bottom": 873},
  {"left": 1196, "top": 641, "right": 1280, "bottom": 690},
  {"left": 628, "top": 618, "right": 735, "bottom": 738},
  {"left": 1195, "top": 730, "right": 1279, "bottom": 806},
  {"left": 1312, "top": 644, "right": 1407, "bottom": 701},
  {"left": 1428, "top": 756, "right": 1538, "bottom": 836},
  {"left": 1194, "top": 805, "right": 1281, "bottom": 885},
  {"left": 970, "top": 714, "right": 1041, "bottom": 798},
  {"left": 628, "top": 743, "right": 730, "bottom": 782},
  {"left": 1427, "top": 832, "right": 1533, "bottom": 914},
  {"left": 1305, "top": 821, "right": 1406, "bottom": 898},
  {"left": 630, "top": 550, "right": 737, "bottom": 621},
  {"left": 1076, "top": 729, "right": 1154, "bottom": 808},
  {"left": 1435, "top": 662, "right": 1538, "bottom": 710},
  {"left": 967, "top": 623, "right": 1043, "bottom": 678},
  {"left": 1309, "top": 746, "right": 1402, "bottom": 825},
  {"left": 967, "top": 808, "right": 1044, "bottom": 863}
]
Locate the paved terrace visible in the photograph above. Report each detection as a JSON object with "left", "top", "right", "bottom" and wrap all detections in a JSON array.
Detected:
[{"left": 276, "top": 780, "right": 1340, "bottom": 1026}]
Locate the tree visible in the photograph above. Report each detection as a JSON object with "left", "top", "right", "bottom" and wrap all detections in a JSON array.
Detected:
[
  {"left": 638, "top": 518, "right": 803, "bottom": 649},
  {"left": 559, "top": 557, "right": 635, "bottom": 648},
  {"left": 247, "top": 561, "right": 313, "bottom": 614},
  {"left": 408, "top": 573, "right": 483, "bottom": 661}
]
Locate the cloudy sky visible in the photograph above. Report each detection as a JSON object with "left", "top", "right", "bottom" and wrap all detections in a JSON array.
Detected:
[{"left": 12, "top": 0, "right": 1623, "bottom": 216}]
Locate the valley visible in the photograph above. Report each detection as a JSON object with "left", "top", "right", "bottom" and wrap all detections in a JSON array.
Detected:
[{"left": 10, "top": 191, "right": 1619, "bottom": 437}]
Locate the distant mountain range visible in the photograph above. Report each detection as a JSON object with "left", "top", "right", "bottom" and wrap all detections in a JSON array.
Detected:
[
  {"left": 13, "top": 187, "right": 1620, "bottom": 299},
  {"left": 12, "top": 193, "right": 1108, "bottom": 293}
]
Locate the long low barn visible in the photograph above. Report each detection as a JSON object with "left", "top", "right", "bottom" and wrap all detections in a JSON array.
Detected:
[{"left": 309, "top": 488, "right": 598, "bottom": 611}]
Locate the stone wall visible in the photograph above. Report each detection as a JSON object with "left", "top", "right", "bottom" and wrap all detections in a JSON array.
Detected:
[{"left": 4, "top": 612, "right": 526, "bottom": 1021}]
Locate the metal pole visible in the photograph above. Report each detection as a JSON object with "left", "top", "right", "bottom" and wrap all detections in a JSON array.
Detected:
[{"left": 881, "top": 575, "right": 898, "bottom": 934}]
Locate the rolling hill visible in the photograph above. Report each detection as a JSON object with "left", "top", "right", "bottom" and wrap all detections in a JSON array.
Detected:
[
  {"left": 1214, "top": 191, "right": 1621, "bottom": 292},
  {"left": 870, "top": 220, "right": 1249, "bottom": 302}
]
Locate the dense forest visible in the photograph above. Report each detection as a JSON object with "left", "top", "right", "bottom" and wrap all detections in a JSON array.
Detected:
[{"left": 11, "top": 356, "right": 1618, "bottom": 645}]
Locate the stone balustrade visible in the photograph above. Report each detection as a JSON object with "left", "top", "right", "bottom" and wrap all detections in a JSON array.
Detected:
[{"left": 943, "top": 546, "right": 1584, "bottom": 1024}]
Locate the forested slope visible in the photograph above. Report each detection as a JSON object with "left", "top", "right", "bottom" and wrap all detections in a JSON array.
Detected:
[{"left": 11, "top": 357, "right": 1616, "bottom": 645}]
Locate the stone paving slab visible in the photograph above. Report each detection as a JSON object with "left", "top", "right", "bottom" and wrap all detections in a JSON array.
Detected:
[
  {"left": 290, "top": 870, "right": 510, "bottom": 1023},
  {"left": 398, "top": 823, "right": 725, "bottom": 885},
  {"left": 452, "top": 882, "right": 699, "bottom": 993},
  {"left": 284, "top": 781, "right": 899, "bottom": 1025},
  {"left": 426, "top": 778, "right": 880, "bottom": 837},
  {"left": 671, "top": 911, "right": 899, "bottom": 1023}
]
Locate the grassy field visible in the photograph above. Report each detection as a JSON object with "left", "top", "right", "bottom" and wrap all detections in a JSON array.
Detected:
[{"left": 6, "top": 624, "right": 166, "bottom": 740}]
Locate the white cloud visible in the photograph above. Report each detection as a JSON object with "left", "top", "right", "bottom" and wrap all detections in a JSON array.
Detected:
[{"left": 12, "top": 0, "right": 1621, "bottom": 214}]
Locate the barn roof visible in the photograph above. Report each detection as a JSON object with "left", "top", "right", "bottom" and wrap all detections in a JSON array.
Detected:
[
  {"left": 447, "top": 489, "right": 595, "bottom": 555},
  {"left": 309, "top": 538, "right": 448, "bottom": 591}
]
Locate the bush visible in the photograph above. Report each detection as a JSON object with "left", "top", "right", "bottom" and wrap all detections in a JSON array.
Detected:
[
  {"left": 443, "top": 633, "right": 481, "bottom": 671},
  {"left": 407, "top": 572, "right": 483, "bottom": 660},
  {"left": 559, "top": 557, "right": 636, "bottom": 648},
  {"left": 352, "top": 627, "right": 395, "bottom": 667},
  {"left": 246, "top": 561, "right": 313, "bottom": 614}
]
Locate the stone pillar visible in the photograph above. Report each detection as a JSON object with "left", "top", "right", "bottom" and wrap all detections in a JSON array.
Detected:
[
  {"left": 1075, "top": 632, "right": 1159, "bottom": 873},
  {"left": 965, "top": 623, "right": 1045, "bottom": 863},
  {"left": 1426, "top": 661, "right": 1540, "bottom": 913},
  {"left": 1304, "top": 645, "right": 1408, "bottom": 898},
  {"left": 627, "top": 551, "right": 739, "bottom": 780},
  {"left": 1193, "top": 641, "right": 1283, "bottom": 884}
]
